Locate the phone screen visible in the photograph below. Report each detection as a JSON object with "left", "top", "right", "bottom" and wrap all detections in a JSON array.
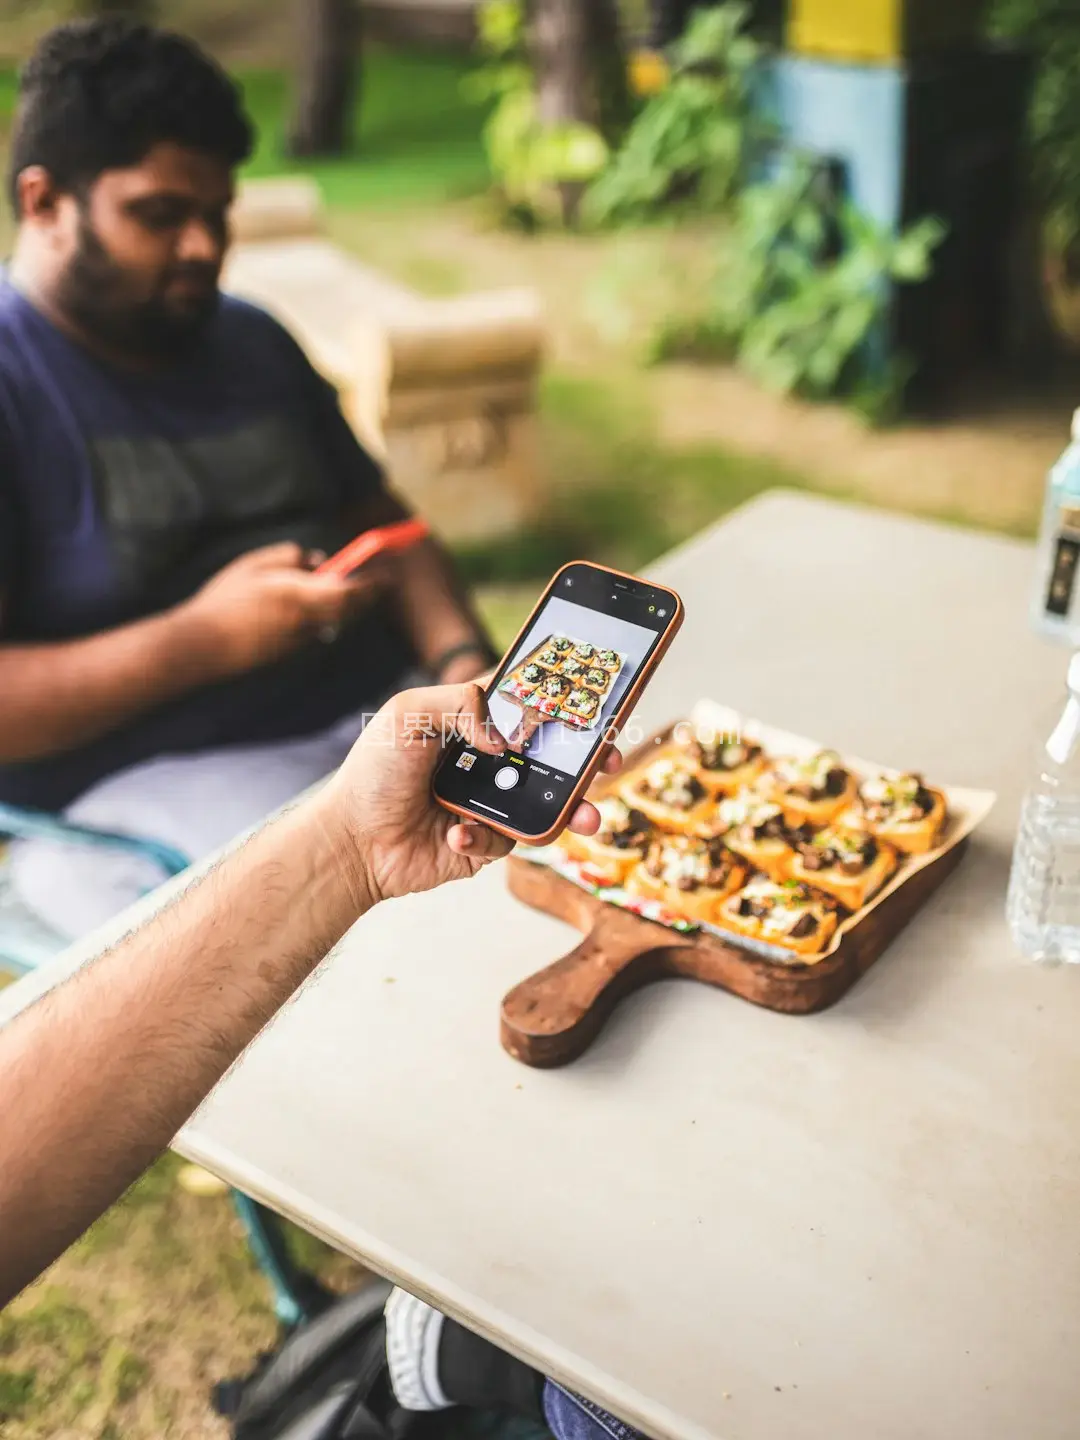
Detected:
[{"left": 435, "top": 562, "right": 680, "bottom": 840}]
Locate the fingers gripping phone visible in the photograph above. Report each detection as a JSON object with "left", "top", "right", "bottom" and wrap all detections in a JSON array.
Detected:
[{"left": 433, "top": 562, "right": 684, "bottom": 845}]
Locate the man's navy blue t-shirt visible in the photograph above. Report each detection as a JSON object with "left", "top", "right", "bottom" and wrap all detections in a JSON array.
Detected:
[{"left": 0, "top": 278, "right": 410, "bottom": 810}]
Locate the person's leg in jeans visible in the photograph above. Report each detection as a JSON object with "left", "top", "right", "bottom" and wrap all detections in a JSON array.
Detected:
[
  {"left": 542, "top": 1382, "right": 646, "bottom": 1440},
  {"left": 384, "top": 1289, "right": 646, "bottom": 1440}
]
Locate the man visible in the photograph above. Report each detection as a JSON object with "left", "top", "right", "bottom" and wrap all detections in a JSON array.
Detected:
[
  {"left": 0, "top": 680, "right": 638, "bottom": 1440},
  {"left": 0, "top": 18, "right": 495, "bottom": 938}
]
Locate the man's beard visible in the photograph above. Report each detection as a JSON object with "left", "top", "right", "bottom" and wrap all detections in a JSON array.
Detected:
[{"left": 55, "top": 212, "right": 220, "bottom": 363}]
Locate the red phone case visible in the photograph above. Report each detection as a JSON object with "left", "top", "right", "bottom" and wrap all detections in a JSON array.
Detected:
[{"left": 315, "top": 518, "right": 430, "bottom": 578}]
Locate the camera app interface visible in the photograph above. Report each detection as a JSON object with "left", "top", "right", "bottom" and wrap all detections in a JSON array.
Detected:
[{"left": 437, "top": 564, "right": 674, "bottom": 838}]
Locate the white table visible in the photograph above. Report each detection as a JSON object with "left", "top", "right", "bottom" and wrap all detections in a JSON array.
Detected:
[{"left": 4, "top": 492, "right": 1079, "bottom": 1440}]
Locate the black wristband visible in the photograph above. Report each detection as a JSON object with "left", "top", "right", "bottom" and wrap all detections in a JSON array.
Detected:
[{"left": 428, "top": 639, "right": 497, "bottom": 680}]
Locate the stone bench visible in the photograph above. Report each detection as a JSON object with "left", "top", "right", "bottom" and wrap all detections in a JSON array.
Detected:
[{"left": 224, "top": 178, "right": 545, "bottom": 544}]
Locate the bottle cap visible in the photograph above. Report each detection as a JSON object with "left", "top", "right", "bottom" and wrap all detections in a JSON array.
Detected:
[{"left": 1068, "top": 651, "right": 1080, "bottom": 695}]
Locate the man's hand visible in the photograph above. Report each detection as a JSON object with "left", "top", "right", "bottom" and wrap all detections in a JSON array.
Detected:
[
  {"left": 322, "top": 682, "right": 622, "bottom": 906},
  {"left": 178, "top": 543, "right": 390, "bottom": 678}
]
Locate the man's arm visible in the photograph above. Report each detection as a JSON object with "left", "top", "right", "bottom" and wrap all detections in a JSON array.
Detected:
[
  {"left": 0, "top": 685, "right": 506, "bottom": 1305},
  {"left": 0, "top": 599, "right": 226, "bottom": 762},
  {"left": 0, "top": 544, "right": 374, "bottom": 764},
  {"left": 0, "top": 679, "right": 618, "bottom": 1308},
  {"left": 0, "top": 791, "right": 369, "bottom": 1305}
]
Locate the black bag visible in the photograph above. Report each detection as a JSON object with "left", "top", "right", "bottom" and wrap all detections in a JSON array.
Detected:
[
  {"left": 214, "top": 1281, "right": 552, "bottom": 1440},
  {"left": 215, "top": 1280, "right": 413, "bottom": 1440}
]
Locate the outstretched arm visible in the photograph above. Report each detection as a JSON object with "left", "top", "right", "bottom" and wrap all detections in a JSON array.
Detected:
[{"left": 0, "top": 683, "right": 618, "bottom": 1308}]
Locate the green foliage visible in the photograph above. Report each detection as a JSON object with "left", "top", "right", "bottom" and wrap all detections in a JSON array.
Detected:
[
  {"left": 584, "top": 4, "right": 767, "bottom": 228},
  {"left": 989, "top": 0, "right": 1080, "bottom": 250},
  {"left": 654, "top": 159, "right": 945, "bottom": 420},
  {"left": 0, "top": 1368, "right": 35, "bottom": 1420},
  {"left": 465, "top": 0, "right": 609, "bottom": 227}
]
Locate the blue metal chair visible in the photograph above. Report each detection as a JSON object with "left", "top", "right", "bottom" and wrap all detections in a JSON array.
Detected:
[{"left": 0, "top": 802, "right": 321, "bottom": 1328}]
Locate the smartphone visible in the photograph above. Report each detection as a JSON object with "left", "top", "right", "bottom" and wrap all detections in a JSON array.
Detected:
[
  {"left": 315, "top": 518, "right": 430, "bottom": 579},
  {"left": 433, "top": 561, "right": 683, "bottom": 845}
]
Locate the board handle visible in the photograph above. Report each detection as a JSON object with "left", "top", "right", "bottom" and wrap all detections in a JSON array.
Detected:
[{"left": 500, "top": 907, "right": 688, "bottom": 1068}]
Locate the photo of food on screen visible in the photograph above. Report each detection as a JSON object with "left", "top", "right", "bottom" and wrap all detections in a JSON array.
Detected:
[{"left": 486, "top": 597, "right": 657, "bottom": 777}]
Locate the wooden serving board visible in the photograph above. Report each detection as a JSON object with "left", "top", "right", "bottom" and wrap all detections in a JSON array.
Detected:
[{"left": 500, "top": 840, "right": 968, "bottom": 1068}]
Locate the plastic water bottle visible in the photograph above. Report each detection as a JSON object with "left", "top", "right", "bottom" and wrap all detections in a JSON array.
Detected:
[
  {"left": 1032, "top": 408, "right": 1080, "bottom": 645},
  {"left": 1007, "top": 653, "right": 1080, "bottom": 962}
]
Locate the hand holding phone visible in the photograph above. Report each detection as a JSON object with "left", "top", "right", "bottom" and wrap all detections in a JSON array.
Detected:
[{"left": 433, "top": 562, "right": 683, "bottom": 845}]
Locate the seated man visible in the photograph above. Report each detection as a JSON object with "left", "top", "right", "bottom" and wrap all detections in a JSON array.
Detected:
[{"left": 0, "top": 18, "right": 495, "bottom": 938}]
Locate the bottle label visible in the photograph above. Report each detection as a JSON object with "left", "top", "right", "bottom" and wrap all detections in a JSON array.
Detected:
[{"left": 1046, "top": 534, "right": 1080, "bottom": 618}]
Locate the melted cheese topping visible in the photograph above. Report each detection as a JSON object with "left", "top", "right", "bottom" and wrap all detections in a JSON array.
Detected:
[
  {"left": 656, "top": 841, "right": 712, "bottom": 889},
  {"left": 861, "top": 773, "right": 926, "bottom": 823},
  {"left": 811, "top": 827, "right": 867, "bottom": 859},
  {"left": 774, "top": 749, "right": 844, "bottom": 789},
  {"left": 640, "top": 759, "right": 700, "bottom": 810},
  {"left": 719, "top": 794, "right": 782, "bottom": 831},
  {"left": 735, "top": 879, "right": 819, "bottom": 937},
  {"left": 597, "top": 796, "right": 632, "bottom": 834}
]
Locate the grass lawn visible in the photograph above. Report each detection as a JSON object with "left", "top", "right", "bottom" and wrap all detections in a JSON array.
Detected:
[{"left": 239, "top": 48, "right": 490, "bottom": 208}]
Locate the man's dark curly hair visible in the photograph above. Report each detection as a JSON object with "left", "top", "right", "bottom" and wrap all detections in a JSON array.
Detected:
[{"left": 7, "top": 17, "right": 254, "bottom": 213}]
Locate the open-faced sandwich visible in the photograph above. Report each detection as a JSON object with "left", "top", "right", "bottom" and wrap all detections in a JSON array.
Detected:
[
  {"left": 621, "top": 755, "right": 715, "bottom": 832},
  {"left": 551, "top": 636, "right": 574, "bottom": 655},
  {"left": 561, "top": 687, "right": 601, "bottom": 723},
  {"left": 787, "top": 824, "right": 898, "bottom": 910},
  {"left": 839, "top": 773, "right": 947, "bottom": 855},
  {"left": 583, "top": 667, "right": 611, "bottom": 695},
  {"left": 762, "top": 749, "right": 857, "bottom": 827},
  {"left": 514, "top": 661, "right": 549, "bottom": 697},
  {"left": 720, "top": 878, "right": 840, "bottom": 958},
  {"left": 627, "top": 834, "right": 749, "bottom": 923},
  {"left": 596, "top": 648, "right": 621, "bottom": 674},
  {"left": 560, "top": 796, "right": 653, "bottom": 886},
  {"left": 530, "top": 673, "right": 570, "bottom": 715},
  {"left": 675, "top": 726, "right": 765, "bottom": 797},
  {"left": 713, "top": 791, "right": 792, "bottom": 880},
  {"left": 560, "top": 657, "right": 587, "bottom": 683},
  {"left": 535, "top": 645, "right": 561, "bottom": 669},
  {"left": 572, "top": 641, "right": 597, "bottom": 664}
]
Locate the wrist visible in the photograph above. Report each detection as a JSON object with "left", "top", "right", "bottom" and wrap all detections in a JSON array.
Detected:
[
  {"left": 427, "top": 638, "right": 497, "bottom": 684},
  {"left": 164, "top": 601, "right": 236, "bottom": 686},
  {"left": 303, "top": 783, "right": 381, "bottom": 919}
]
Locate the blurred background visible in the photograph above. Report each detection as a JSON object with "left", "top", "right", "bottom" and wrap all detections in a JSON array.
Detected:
[{"left": 1, "top": 0, "right": 1079, "bottom": 1433}]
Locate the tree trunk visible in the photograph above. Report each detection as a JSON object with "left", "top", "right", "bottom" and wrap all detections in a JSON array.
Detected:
[
  {"left": 529, "top": 0, "right": 594, "bottom": 130},
  {"left": 526, "top": 0, "right": 627, "bottom": 222},
  {"left": 286, "top": 0, "right": 358, "bottom": 159},
  {"left": 586, "top": 0, "right": 631, "bottom": 138}
]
